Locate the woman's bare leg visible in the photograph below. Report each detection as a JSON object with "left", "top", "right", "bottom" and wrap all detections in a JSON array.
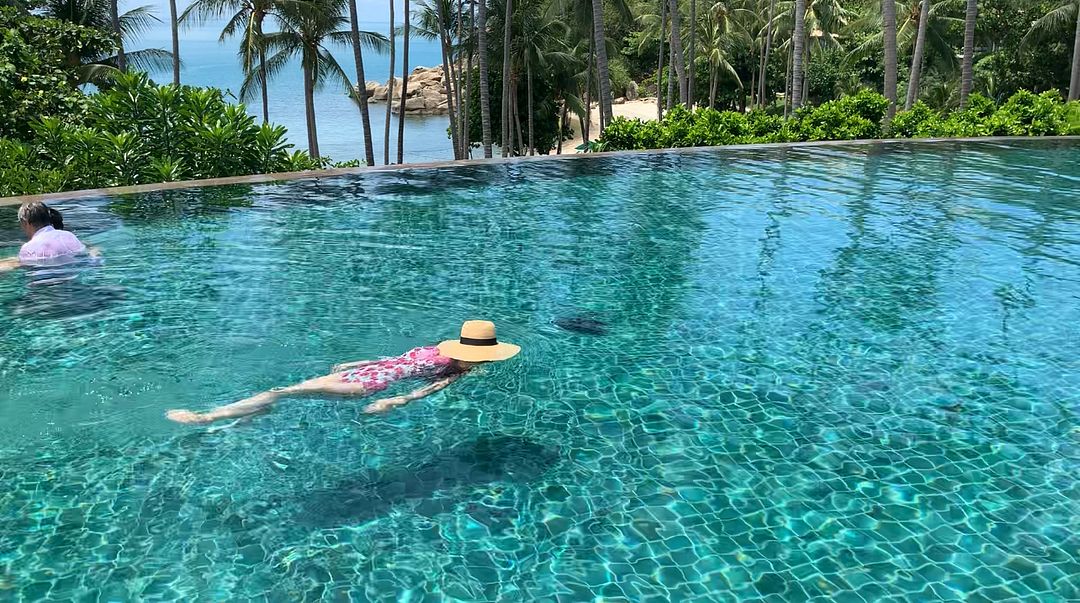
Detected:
[{"left": 166, "top": 374, "right": 362, "bottom": 424}]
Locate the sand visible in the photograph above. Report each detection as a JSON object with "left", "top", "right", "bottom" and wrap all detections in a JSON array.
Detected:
[{"left": 559, "top": 98, "right": 662, "bottom": 153}]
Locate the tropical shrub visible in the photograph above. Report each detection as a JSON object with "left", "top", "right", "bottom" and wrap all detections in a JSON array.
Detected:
[
  {"left": 0, "top": 72, "right": 334, "bottom": 196},
  {"left": 599, "top": 90, "right": 1080, "bottom": 152},
  {"left": 0, "top": 7, "right": 115, "bottom": 140}
]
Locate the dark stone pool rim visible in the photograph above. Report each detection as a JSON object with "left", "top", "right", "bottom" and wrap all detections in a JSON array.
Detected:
[{"left": 3, "top": 136, "right": 1078, "bottom": 206}]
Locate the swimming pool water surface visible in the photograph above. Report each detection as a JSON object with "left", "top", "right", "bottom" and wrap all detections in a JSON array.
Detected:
[{"left": 0, "top": 141, "right": 1078, "bottom": 601}]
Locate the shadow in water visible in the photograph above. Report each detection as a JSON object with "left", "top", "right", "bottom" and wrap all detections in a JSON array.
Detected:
[
  {"left": 4, "top": 262, "right": 123, "bottom": 320},
  {"left": 298, "top": 436, "right": 559, "bottom": 527}
]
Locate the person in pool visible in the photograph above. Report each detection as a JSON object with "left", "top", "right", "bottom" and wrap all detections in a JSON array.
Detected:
[
  {"left": 165, "top": 320, "right": 520, "bottom": 424},
  {"left": 0, "top": 202, "right": 98, "bottom": 271}
]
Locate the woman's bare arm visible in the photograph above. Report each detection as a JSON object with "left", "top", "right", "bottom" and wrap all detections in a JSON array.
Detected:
[
  {"left": 363, "top": 373, "right": 462, "bottom": 413},
  {"left": 0, "top": 257, "right": 20, "bottom": 272}
]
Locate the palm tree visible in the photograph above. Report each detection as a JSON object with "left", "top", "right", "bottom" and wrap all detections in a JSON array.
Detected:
[
  {"left": 882, "top": 0, "right": 897, "bottom": 119},
  {"left": 44, "top": 0, "right": 174, "bottom": 77},
  {"left": 791, "top": 0, "right": 805, "bottom": 110},
  {"left": 669, "top": 0, "right": 686, "bottom": 103},
  {"left": 1073, "top": 1, "right": 1080, "bottom": 100},
  {"left": 657, "top": 0, "right": 666, "bottom": 118},
  {"left": 384, "top": 0, "right": 395, "bottom": 163},
  {"left": 591, "top": 0, "right": 613, "bottom": 128},
  {"left": 1023, "top": 1, "right": 1080, "bottom": 101},
  {"left": 398, "top": 0, "right": 411, "bottom": 163},
  {"left": 500, "top": 0, "right": 513, "bottom": 156},
  {"left": 111, "top": 0, "right": 125, "bottom": 70},
  {"left": 477, "top": 0, "right": 494, "bottom": 157},
  {"left": 905, "top": 0, "right": 930, "bottom": 109},
  {"left": 687, "top": 0, "right": 697, "bottom": 108},
  {"left": 759, "top": 0, "right": 777, "bottom": 108},
  {"left": 518, "top": 10, "right": 573, "bottom": 154},
  {"left": 699, "top": 5, "right": 742, "bottom": 107},
  {"left": 415, "top": 0, "right": 462, "bottom": 158},
  {"left": 347, "top": 0, "right": 375, "bottom": 165},
  {"left": 169, "top": 0, "right": 180, "bottom": 84},
  {"left": 252, "top": 0, "right": 353, "bottom": 158},
  {"left": 181, "top": 0, "right": 276, "bottom": 123},
  {"left": 959, "top": 0, "right": 976, "bottom": 108}
]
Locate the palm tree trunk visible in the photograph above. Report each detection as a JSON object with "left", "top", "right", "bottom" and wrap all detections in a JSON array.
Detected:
[
  {"left": 397, "top": 0, "right": 411, "bottom": 163},
  {"left": 668, "top": 0, "right": 686, "bottom": 104},
  {"left": 259, "top": 48, "right": 270, "bottom": 123},
  {"left": 584, "top": 36, "right": 593, "bottom": 142},
  {"left": 759, "top": 0, "right": 777, "bottom": 108},
  {"left": 384, "top": 0, "right": 396, "bottom": 164},
  {"left": 591, "top": 0, "right": 613, "bottom": 130},
  {"left": 1070, "top": 1, "right": 1080, "bottom": 101},
  {"left": 959, "top": 0, "right": 977, "bottom": 108},
  {"left": 478, "top": 0, "right": 493, "bottom": 157},
  {"left": 348, "top": 0, "right": 376, "bottom": 166},
  {"left": 437, "top": 7, "right": 461, "bottom": 159},
  {"left": 657, "top": 0, "right": 666, "bottom": 120},
  {"left": 557, "top": 102, "right": 567, "bottom": 153},
  {"left": 791, "top": 0, "right": 806, "bottom": 111},
  {"left": 906, "top": 0, "right": 931, "bottom": 110},
  {"left": 749, "top": 69, "right": 757, "bottom": 109},
  {"left": 527, "top": 61, "right": 534, "bottom": 155},
  {"left": 513, "top": 79, "right": 524, "bottom": 154},
  {"left": 454, "top": 0, "right": 466, "bottom": 155},
  {"left": 462, "top": 0, "right": 474, "bottom": 157},
  {"left": 500, "top": 0, "right": 513, "bottom": 157},
  {"left": 687, "top": 0, "right": 696, "bottom": 108},
  {"left": 666, "top": 30, "right": 675, "bottom": 110},
  {"left": 882, "top": 0, "right": 898, "bottom": 120},
  {"left": 169, "top": 0, "right": 180, "bottom": 85},
  {"left": 111, "top": 0, "right": 126, "bottom": 71},
  {"left": 303, "top": 62, "right": 320, "bottom": 158},
  {"left": 783, "top": 42, "right": 792, "bottom": 118},
  {"left": 709, "top": 65, "right": 717, "bottom": 107}
]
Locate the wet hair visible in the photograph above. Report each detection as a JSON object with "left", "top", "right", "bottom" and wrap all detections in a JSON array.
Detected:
[
  {"left": 17, "top": 202, "right": 52, "bottom": 229},
  {"left": 48, "top": 207, "right": 64, "bottom": 230}
]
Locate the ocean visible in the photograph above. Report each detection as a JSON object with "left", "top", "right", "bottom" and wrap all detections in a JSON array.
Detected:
[{"left": 139, "top": 5, "right": 454, "bottom": 164}]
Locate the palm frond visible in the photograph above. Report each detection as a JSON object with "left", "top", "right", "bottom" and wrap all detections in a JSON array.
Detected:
[
  {"left": 239, "top": 46, "right": 293, "bottom": 102},
  {"left": 1021, "top": 2, "right": 1076, "bottom": 47},
  {"left": 120, "top": 5, "right": 163, "bottom": 39},
  {"left": 124, "top": 47, "right": 176, "bottom": 73}
]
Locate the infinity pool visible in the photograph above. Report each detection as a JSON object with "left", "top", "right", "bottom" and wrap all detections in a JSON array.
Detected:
[{"left": 1, "top": 140, "right": 1078, "bottom": 601}]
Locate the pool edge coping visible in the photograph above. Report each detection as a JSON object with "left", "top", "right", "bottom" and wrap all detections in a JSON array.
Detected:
[{"left": 4, "top": 135, "right": 1079, "bottom": 206}]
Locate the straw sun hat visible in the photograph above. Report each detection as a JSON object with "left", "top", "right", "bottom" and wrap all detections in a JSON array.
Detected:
[{"left": 438, "top": 320, "right": 521, "bottom": 362}]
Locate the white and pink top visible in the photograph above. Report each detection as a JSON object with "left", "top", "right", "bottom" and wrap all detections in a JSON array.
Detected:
[
  {"left": 19, "top": 226, "right": 87, "bottom": 265},
  {"left": 340, "top": 346, "right": 456, "bottom": 392}
]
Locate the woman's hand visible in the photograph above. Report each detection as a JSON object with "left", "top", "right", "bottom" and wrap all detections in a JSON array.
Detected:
[{"left": 363, "top": 396, "right": 407, "bottom": 413}]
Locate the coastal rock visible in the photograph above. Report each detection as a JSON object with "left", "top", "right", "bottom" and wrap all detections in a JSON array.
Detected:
[
  {"left": 359, "top": 67, "right": 450, "bottom": 115},
  {"left": 614, "top": 97, "right": 626, "bottom": 105},
  {"left": 626, "top": 80, "right": 639, "bottom": 101}
]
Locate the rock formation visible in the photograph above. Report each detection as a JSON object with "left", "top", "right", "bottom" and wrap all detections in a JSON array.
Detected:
[{"left": 361, "top": 66, "right": 448, "bottom": 116}]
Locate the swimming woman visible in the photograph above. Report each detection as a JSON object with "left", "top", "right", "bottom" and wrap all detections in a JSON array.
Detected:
[{"left": 166, "top": 320, "right": 520, "bottom": 424}]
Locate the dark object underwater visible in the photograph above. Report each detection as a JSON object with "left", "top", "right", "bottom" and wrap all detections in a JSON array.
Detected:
[{"left": 554, "top": 316, "right": 609, "bottom": 335}]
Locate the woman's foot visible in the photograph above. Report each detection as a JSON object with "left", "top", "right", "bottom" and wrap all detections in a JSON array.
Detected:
[{"left": 166, "top": 409, "right": 212, "bottom": 424}]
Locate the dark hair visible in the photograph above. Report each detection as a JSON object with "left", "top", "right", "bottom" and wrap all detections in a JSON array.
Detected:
[
  {"left": 17, "top": 202, "right": 52, "bottom": 229},
  {"left": 48, "top": 207, "right": 64, "bottom": 230}
]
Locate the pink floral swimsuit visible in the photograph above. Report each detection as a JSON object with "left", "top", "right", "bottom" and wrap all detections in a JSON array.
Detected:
[{"left": 340, "top": 346, "right": 455, "bottom": 392}]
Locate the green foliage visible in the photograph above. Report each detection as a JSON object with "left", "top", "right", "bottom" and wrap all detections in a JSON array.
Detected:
[
  {"left": 0, "top": 72, "right": 324, "bottom": 196},
  {"left": 786, "top": 89, "right": 890, "bottom": 141},
  {"left": 599, "top": 89, "right": 1080, "bottom": 152},
  {"left": 0, "top": 7, "right": 115, "bottom": 140}
]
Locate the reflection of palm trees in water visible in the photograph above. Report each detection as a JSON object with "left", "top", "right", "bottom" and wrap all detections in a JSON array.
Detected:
[{"left": 802, "top": 146, "right": 961, "bottom": 421}]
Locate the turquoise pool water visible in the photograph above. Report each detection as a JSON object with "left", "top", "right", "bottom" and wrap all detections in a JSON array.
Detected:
[{"left": 1, "top": 140, "right": 1078, "bottom": 601}]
